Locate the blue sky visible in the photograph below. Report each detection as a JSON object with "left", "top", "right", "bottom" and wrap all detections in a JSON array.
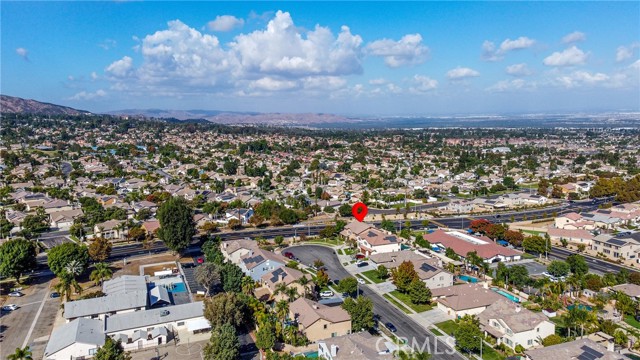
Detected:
[{"left": 2, "top": 1, "right": 639, "bottom": 115}]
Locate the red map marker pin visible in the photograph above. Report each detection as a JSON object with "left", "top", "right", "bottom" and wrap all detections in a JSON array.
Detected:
[{"left": 352, "top": 202, "right": 368, "bottom": 222}]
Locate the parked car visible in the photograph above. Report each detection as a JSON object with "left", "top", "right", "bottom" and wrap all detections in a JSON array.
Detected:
[
  {"left": 2, "top": 304, "right": 19, "bottom": 311},
  {"left": 50, "top": 292, "right": 60, "bottom": 298},
  {"left": 385, "top": 322, "right": 397, "bottom": 332},
  {"left": 357, "top": 278, "right": 366, "bottom": 285},
  {"left": 320, "top": 290, "right": 334, "bottom": 298},
  {"left": 283, "top": 252, "right": 295, "bottom": 259},
  {"left": 356, "top": 261, "right": 368, "bottom": 268},
  {"left": 8, "top": 291, "right": 23, "bottom": 297},
  {"left": 355, "top": 254, "right": 366, "bottom": 260}
]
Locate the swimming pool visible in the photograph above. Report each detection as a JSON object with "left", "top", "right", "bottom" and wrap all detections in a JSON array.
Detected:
[
  {"left": 301, "top": 351, "right": 318, "bottom": 358},
  {"left": 491, "top": 287, "right": 520, "bottom": 303},
  {"left": 568, "top": 304, "right": 592, "bottom": 311},
  {"left": 457, "top": 275, "right": 478, "bottom": 283}
]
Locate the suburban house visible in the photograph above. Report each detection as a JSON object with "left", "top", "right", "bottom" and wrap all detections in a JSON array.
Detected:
[
  {"left": 424, "top": 230, "right": 522, "bottom": 263},
  {"left": 64, "top": 276, "right": 148, "bottom": 322},
  {"left": 554, "top": 212, "right": 596, "bottom": 230},
  {"left": 546, "top": 228, "right": 595, "bottom": 247},
  {"left": 43, "top": 318, "right": 105, "bottom": 360},
  {"left": 369, "top": 251, "right": 454, "bottom": 289},
  {"left": 609, "top": 283, "right": 640, "bottom": 301},
  {"left": 582, "top": 211, "right": 623, "bottom": 230},
  {"left": 261, "top": 266, "right": 314, "bottom": 302},
  {"left": 220, "top": 238, "right": 260, "bottom": 264},
  {"left": 93, "top": 219, "right": 126, "bottom": 241},
  {"left": 225, "top": 208, "right": 254, "bottom": 224},
  {"left": 591, "top": 233, "right": 640, "bottom": 263},
  {"left": 479, "top": 300, "right": 555, "bottom": 350},
  {"left": 289, "top": 298, "right": 351, "bottom": 342},
  {"left": 524, "top": 338, "right": 623, "bottom": 360},
  {"left": 339, "top": 221, "right": 375, "bottom": 242},
  {"left": 239, "top": 248, "right": 287, "bottom": 281},
  {"left": 317, "top": 332, "right": 395, "bottom": 360},
  {"left": 432, "top": 283, "right": 504, "bottom": 318},
  {"left": 141, "top": 220, "right": 160, "bottom": 237},
  {"left": 49, "top": 209, "right": 84, "bottom": 229}
]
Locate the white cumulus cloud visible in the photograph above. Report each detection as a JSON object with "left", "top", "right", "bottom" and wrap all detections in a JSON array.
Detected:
[
  {"left": 446, "top": 67, "right": 480, "bottom": 80},
  {"left": 409, "top": 75, "right": 438, "bottom": 93},
  {"left": 555, "top": 71, "right": 609, "bottom": 88},
  {"left": 366, "top": 34, "right": 429, "bottom": 67},
  {"left": 207, "top": 15, "right": 244, "bottom": 32},
  {"left": 69, "top": 89, "right": 107, "bottom": 100},
  {"left": 482, "top": 36, "right": 535, "bottom": 61},
  {"left": 543, "top": 46, "right": 588, "bottom": 67},
  {"left": 616, "top": 42, "right": 640, "bottom": 62},
  {"left": 505, "top": 63, "right": 533, "bottom": 77},
  {"left": 562, "top": 31, "right": 586, "bottom": 44},
  {"left": 16, "top": 47, "right": 29, "bottom": 61},
  {"left": 486, "top": 79, "right": 533, "bottom": 93},
  {"left": 105, "top": 56, "right": 134, "bottom": 78}
]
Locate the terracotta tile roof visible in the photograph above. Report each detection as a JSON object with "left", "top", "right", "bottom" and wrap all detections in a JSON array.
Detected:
[
  {"left": 289, "top": 298, "right": 350, "bottom": 328},
  {"left": 423, "top": 230, "right": 520, "bottom": 260},
  {"left": 432, "top": 284, "right": 503, "bottom": 311}
]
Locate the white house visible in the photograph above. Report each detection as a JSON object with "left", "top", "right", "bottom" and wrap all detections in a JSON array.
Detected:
[
  {"left": 355, "top": 228, "right": 402, "bottom": 256},
  {"left": 44, "top": 318, "right": 105, "bottom": 360},
  {"left": 479, "top": 300, "right": 555, "bottom": 350}
]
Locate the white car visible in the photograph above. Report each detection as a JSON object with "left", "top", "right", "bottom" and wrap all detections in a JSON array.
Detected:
[
  {"left": 320, "top": 290, "right": 334, "bottom": 298},
  {"left": 8, "top": 291, "right": 23, "bottom": 297},
  {"left": 357, "top": 278, "right": 366, "bottom": 285},
  {"left": 2, "top": 304, "right": 19, "bottom": 311}
]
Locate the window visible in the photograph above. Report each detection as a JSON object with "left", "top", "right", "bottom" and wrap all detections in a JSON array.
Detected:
[
  {"left": 88, "top": 349, "right": 97, "bottom": 355},
  {"left": 323, "top": 324, "right": 328, "bottom": 329},
  {"left": 527, "top": 339, "right": 533, "bottom": 345},
  {"left": 147, "top": 327, "right": 154, "bottom": 331},
  {"left": 332, "top": 332, "right": 337, "bottom": 337},
  {"left": 177, "top": 322, "right": 185, "bottom": 326},
  {"left": 537, "top": 328, "right": 540, "bottom": 332}
]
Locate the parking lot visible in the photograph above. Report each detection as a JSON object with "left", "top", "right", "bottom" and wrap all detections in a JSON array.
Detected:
[{"left": 1, "top": 275, "right": 60, "bottom": 359}]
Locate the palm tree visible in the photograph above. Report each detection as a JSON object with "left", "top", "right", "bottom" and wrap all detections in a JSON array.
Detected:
[
  {"left": 285, "top": 286, "right": 300, "bottom": 302},
  {"left": 275, "top": 300, "right": 289, "bottom": 322},
  {"left": 242, "top": 276, "right": 256, "bottom": 296},
  {"left": 8, "top": 346, "right": 32, "bottom": 360},
  {"left": 566, "top": 274, "right": 582, "bottom": 297},
  {"left": 64, "top": 260, "right": 84, "bottom": 278},
  {"left": 55, "top": 273, "right": 82, "bottom": 302},
  {"left": 297, "top": 276, "right": 311, "bottom": 298},
  {"left": 90, "top": 263, "right": 113, "bottom": 286}
]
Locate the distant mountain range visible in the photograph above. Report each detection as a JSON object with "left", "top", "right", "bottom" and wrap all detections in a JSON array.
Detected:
[{"left": 0, "top": 95, "right": 91, "bottom": 116}]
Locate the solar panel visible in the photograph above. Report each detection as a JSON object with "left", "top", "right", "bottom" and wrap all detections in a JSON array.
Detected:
[
  {"left": 420, "top": 263, "right": 437, "bottom": 272},
  {"left": 384, "top": 236, "right": 397, "bottom": 243},
  {"left": 579, "top": 345, "right": 604, "bottom": 360},
  {"left": 608, "top": 239, "right": 627, "bottom": 246}
]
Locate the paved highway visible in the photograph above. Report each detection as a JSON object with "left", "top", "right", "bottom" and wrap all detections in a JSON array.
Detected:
[
  {"left": 548, "top": 247, "right": 628, "bottom": 275},
  {"left": 287, "top": 245, "right": 462, "bottom": 359}
]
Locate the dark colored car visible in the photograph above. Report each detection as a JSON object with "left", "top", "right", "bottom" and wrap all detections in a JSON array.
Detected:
[
  {"left": 385, "top": 322, "right": 397, "bottom": 332},
  {"left": 50, "top": 292, "right": 60, "bottom": 298},
  {"left": 283, "top": 252, "right": 295, "bottom": 259},
  {"left": 356, "top": 261, "right": 368, "bottom": 267}
]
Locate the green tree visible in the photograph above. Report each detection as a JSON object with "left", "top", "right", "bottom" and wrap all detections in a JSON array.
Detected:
[
  {"left": 338, "top": 277, "right": 358, "bottom": 296},
  {"left": 69, "top": 222, "right": 86, "bottom": 240},
  {"left": 47, "top": 242, "right": 89, "bottom": 278},
  {"left": 157, "top": 196, "right": 196, "bottom": 253},
  {"left": 454, "top": 315, "right": 483, "bottom": 354},
  {"left": 542, "top": 334, "right": 564, "bottom": 346},
  {"left": 615, "top": 293, "right": 636, "bottom": 315},
  {"left": 54, "top": 272, "right": 83, "bottom": 302},
  {"left": 221, "top": 262, "right": 244, "bottom": 293},
  {"left": 204, "top": 292, "right": 248, "bottom": 330},
  {"left": 8, "top": 346, "right": 32, "bottom": 360},
  {"left": 90, "top": 263, "right": 113, "bottom": 285},
  {"left": 547, "top": 260, "right": 570, "bottom": 277},
  {"left": 316, "top": 269, "right": 330, "bottom": 289},
  {"left": 341, "top": 296, "right": 374, "bottom": 331},
  {"left": 95, "top": 337, "right": 131, "bottom": 360},
  {"left": 391, "top": 261, "right": 418, "bottom": 293},
  {"left": 338, "top": 204, "right": 352, "bottom": 217},
  {"left": 0, "top": 238, "right": 37, "bottom": 283},
  {"left": 566, "top": 254, "right": 589, "bottom": 276},
  {"left": 376, "top": 265, "right": 389, "bottom": 280},
  {"left": 445, "top": 247, "right": 460, "bottom": 261},
  {"left": 256, "top": 319, "right": 277, "bottom": 351},
  {"left": 203, "top": 323, "right": 240, "bottom": 360},
  {"left": 408, "top": 278, "right": 431, "bottom": 304},
  {"left": 195, "top": 262, "right": 221, "bottom": 296},
  {"left": 88, "top": 237, "right": 112, "bottom": 262}
]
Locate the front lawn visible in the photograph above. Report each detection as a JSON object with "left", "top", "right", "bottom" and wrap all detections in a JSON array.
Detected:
[
  {"left": 361, "top": 269, "right": 387, "bottom": 284},
  {"left": 625, "top": 315, "right": 640, "bottom": 329},
  {"left": 480, "top": 345, "right": 506, "bottom": 360},
  {"left": 435, "top": 320, "right": 458, "bottom": 336},
  {"left": 383, "top": 294, "right": 412, "bottom": 314},
  {"left": 389, "top": 290, "right": 433, "bottom": 313}
]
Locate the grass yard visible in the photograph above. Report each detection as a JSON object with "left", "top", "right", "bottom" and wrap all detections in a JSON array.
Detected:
[
  {"left": 435, "top": 320, "right": 458, "bottom": 336},
  {"left": 383, "top": 294, "right": 412, "bottom": 314},
  {"left": 304, "top": 237, "right": 342, "bottom": 246},
  {"left": 389, "top": 290, "right": 433, "bottom": 313},
  {"left": 430, "top": 328, "right": 444, "bottom": 336},
  {"left": 360, "top": 269, "right": 387, "bottom": 284},
  {"left": 625, "top": 315, "right": 640, "bottom": 329},
  {"left": 521, "top": 230, "right": 545, "bottom": 236},
  {"left": 481, "top": 345, "right": 506, "bottom": 360}
]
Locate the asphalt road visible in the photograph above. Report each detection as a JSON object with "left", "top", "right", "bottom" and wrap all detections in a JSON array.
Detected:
[
  {"left": 548, "top": 247, "right": 625, "bottom": 275},
  {"left": 286, "top": 245, "right": 463, "bottom": 360}
]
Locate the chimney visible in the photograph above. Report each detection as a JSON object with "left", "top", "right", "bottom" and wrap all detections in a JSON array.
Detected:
[{"left": 331, "top": 345, "right": 338, "bottom": 357}]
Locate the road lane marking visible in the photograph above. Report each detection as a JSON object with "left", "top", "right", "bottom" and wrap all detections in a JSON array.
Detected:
[{"left": 22, "top": 289, "right": 49, "bottom": 348}]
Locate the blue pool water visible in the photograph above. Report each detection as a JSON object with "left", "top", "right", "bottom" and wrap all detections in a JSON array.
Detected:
[
  {"left": 170, "top": 282, "right": 187, "bottom": 293},
  {"left": 568, "top": 304, "right": 592, "bottom": 311},
  {"left": 458, "top": 275, "right": 478, "bottom": 283},
  {"left": 491, "top": 287, "right": 520, "bottom": 303},
  {"left": 302, "top": 351, "right": 318, "bottom": 358}
]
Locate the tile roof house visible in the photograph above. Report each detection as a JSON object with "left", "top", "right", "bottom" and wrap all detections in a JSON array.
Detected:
[
  {"left": 424, "top": 230, "right": 521, "bottom": 263},
  {"left": 354, "top": 227, "right": 402, "bottom": 256},
  {"left": 317, "top": 332, "right": 395, "bottom": 360},
  {"left": 479, "top": 299, "right": 555, "bottom": 350},
  {"left": 591, "top": 233, "right": 640, "bottom": 264},
  {"left": 220, "top": 238, "right": 260, "bottom": 265},
  {"left": 369, "top": 251, "right": 454, "bottom": 289},
  {"left": 260, "top": 266, "right": 314, "bottom": 302},
  {"left": 547, "top": 228, "right": 595, "bottom": 246},
  {"left": 239, "top": 248, "right": 287, "bottom": 281},
  {"left": 609, "top": 283, "right": 640, "bottom": 300},
  {"left": 524, "top": 338, "right": 623, "bottom": 360},
  {"left": 289, "top": 298, "right": 351, "bottom": 342},
  {"left": 432, "top": 283, "right": 504, "bottom": 318}
]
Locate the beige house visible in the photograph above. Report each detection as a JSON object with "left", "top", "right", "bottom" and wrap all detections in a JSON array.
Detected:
[
  {"left": 479, "top": 300, "right": 555, "bottom": 350},
  {"left": 369, "top": 251, "right": 454, "bottom": 289},
  {"left": 260, "top": 266, "right": 314, "bottom": 302},
  {"left": 220, "top": 238, "right": 259, "bottom": 264},
  {"left": 546, "top": 228, "right": 594, "bottom": 247},
  {"left": 525, "top": 338, "right": 623, "bottom": 360},
  {"left": 554, "top": 212, "right": 595, "bottom": 230},
  {"left": 289, "top": 298, "right": 351, "bottom": 342},
  {"left": 317, "top": 332, "right": 394, "bottom": 360},
  {"left": 93, "top": 220, "right": 126, "bottom": 241},
  {"left": 432, "top": 283, "right": 503, "bottom": 318},
  {"left": 591, "top": 233, "right": 640, "bottom": 263}
]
